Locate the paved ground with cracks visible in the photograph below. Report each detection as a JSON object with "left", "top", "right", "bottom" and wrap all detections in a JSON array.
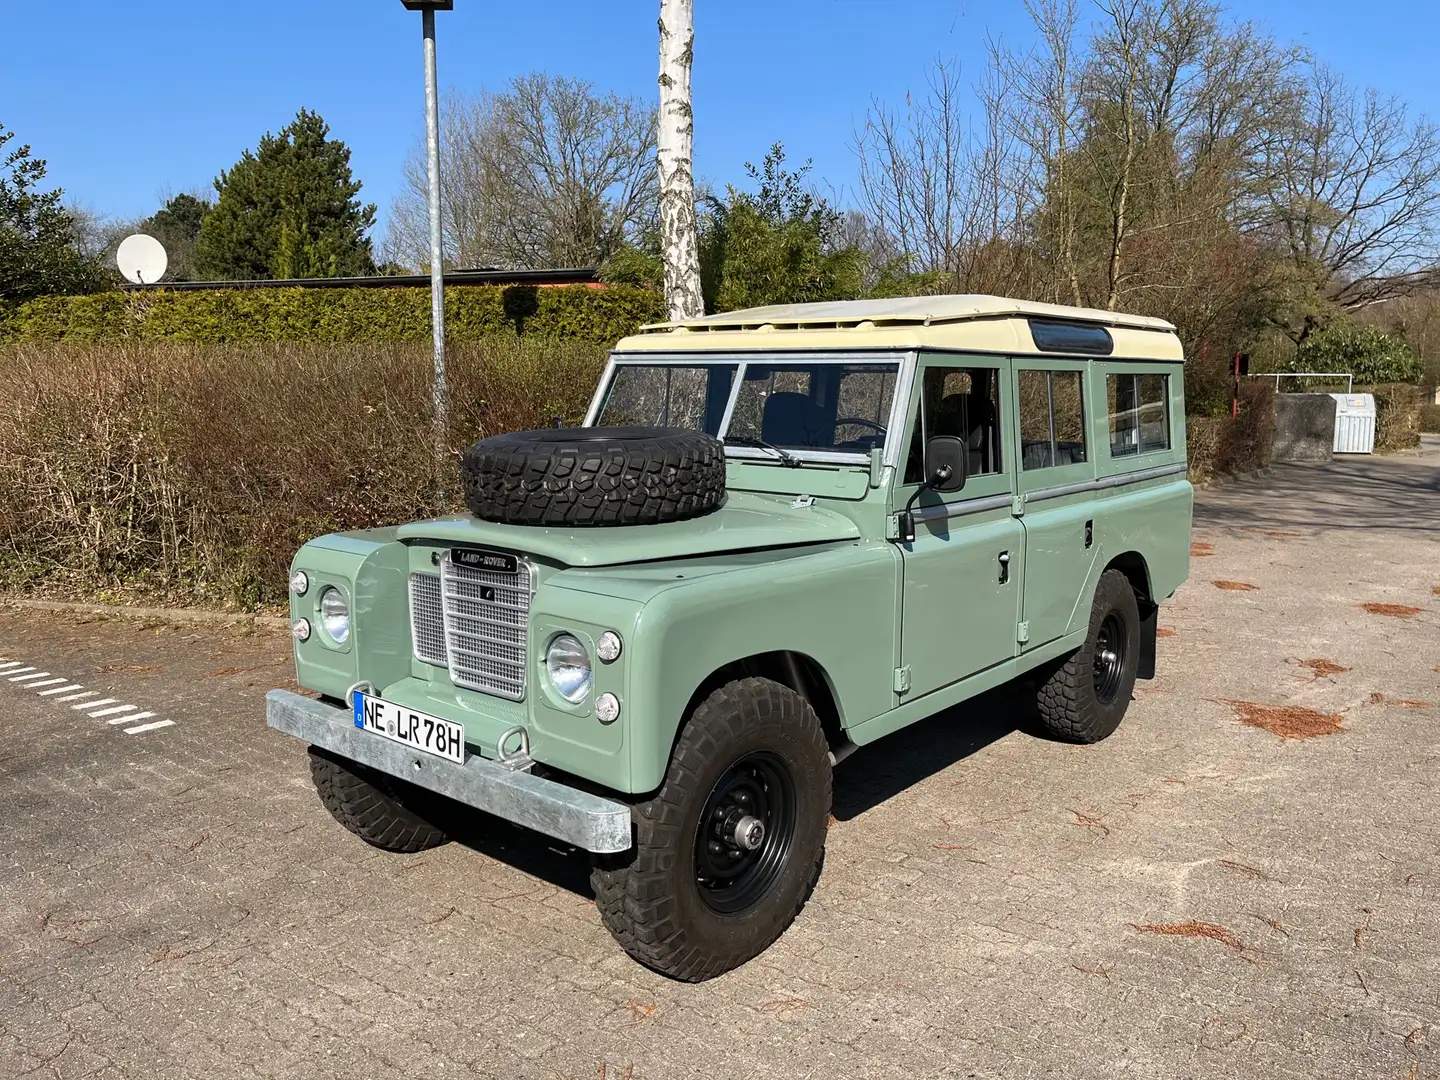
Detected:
[{"left": 1, "top": 449, "right": 1437, "bottom": 1080}]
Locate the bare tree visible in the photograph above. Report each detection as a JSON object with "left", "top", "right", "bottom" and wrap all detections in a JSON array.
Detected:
[
  {"left": 383, "top": 75, "right": 657, "bottom": 271},
  {"left": 1259, "top": 62, "right": 1440, "bottom": 341},
  {"left": 658, "top": 0, "right": 703, "bottom": 320},
  {"left": 1003, "top": 0, "right": 1086, "bottom": 305}
]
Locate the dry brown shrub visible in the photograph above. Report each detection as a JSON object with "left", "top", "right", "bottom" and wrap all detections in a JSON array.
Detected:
[
  {"left": 1224, "top": 699, "right": 1344, "bottom": 739},
  {"left": 0, "top": 339, "right": 606, "bottom": 607},
  {"left": 1191, "top": 541, "right": 1215, "bottom": 556},
  {"left": 1297, "top": 658, "right": 1350, "bottom": 678},
  {"left": 1213, "top": 580, "right": 1259, "bottom": 591},
  {"left": 1359, "top": 603, "right": 1422, "bottom": 618},
  {"left": 1132, "top": 921, "right": 1244, "bottom": 950},
  {"left": 1433, "top": 586, "right": 1440, "bottom": 596}
]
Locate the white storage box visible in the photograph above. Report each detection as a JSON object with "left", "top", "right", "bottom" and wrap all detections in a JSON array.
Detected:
[{"left": 1327, "top": 393, "right": 1376, "bottom": 454}]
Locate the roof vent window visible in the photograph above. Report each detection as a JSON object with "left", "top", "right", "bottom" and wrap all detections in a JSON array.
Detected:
[{"left": 1029, "top": 320, "right": 1114, "bottom": 356}]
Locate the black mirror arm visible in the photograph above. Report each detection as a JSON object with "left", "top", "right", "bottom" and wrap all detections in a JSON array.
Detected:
[{"left": 896, "top": 465, "right": 951, "bottom": 544}]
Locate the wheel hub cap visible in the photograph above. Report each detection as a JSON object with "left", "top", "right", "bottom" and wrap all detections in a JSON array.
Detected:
[{"left": 692, "top": 752, "right": 797, "bottom": 915}]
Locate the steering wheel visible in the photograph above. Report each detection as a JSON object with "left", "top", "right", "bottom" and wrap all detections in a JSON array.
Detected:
[{"left": 834, "top": 416, "right": 887, "bottom": 435}]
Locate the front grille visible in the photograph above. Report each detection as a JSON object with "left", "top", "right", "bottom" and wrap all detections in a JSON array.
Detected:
[
  {"left": 409, "top": 572, "right": 447, "bottom": 665},
  {"left": 408, "top": 554, "right": 532, "bottom": 701}
]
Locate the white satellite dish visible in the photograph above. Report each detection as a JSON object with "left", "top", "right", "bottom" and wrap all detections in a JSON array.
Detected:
[{"left": 116, "top": 233, "right": 168, "bottom": 285}]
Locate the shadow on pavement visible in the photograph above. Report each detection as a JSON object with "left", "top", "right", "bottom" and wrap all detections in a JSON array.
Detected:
[
  {"left": 1193, "top": 456, "right": 1440, "bottom": 534},
  {"left": 440, "top": 683, "right": 1050, "bottom": 896},
  {"left": 832, "top": 684, "right": 1045, "bottom": 820}
]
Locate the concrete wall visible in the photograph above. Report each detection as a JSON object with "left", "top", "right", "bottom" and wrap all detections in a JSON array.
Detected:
[{"left": 1273, "top": 393, "right": 1336, "bottom": 462}]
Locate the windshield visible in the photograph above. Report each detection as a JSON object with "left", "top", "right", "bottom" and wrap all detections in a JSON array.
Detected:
[{"left": 597, "top": 358, "right": 900, "bottom": 457}]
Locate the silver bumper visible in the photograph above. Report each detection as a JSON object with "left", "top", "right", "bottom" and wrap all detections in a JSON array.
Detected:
[{"left": 266, "top": 689, "right": 633, "bottom": 854}]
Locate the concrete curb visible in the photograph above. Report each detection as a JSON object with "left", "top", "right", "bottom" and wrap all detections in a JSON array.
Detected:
[
  {"left": 1195, "top": 466, "right": 1274, "bottom": 490},
  {"left": 1, "top": 597, "right": 289, "bottom": 631}
]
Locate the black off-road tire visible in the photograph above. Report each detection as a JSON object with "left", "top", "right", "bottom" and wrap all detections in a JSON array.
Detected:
[
  {"left": 591, "top": 678, "right": 832, "bottom": 982},
  {"left": 461, "top": 426, "right": 726, "bottom": 527},
  {"left": 308, "top": 747, "right": 449, "bottom": 853},
  {"left": 1034, "top": 569, "right": 1141, "bottom": 743}
]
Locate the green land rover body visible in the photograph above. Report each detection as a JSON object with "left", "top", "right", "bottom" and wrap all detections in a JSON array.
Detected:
[{"left": 267, "top": 294, "right": 1192, "bottom": 980}]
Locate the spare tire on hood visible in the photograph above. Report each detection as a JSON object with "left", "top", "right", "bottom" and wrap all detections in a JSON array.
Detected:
[{"left": 461, "top": 426, "right": 726, "bottom": 527}]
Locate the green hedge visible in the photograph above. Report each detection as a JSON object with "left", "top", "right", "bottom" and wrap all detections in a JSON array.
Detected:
[{"left": 0, "top": 284, "right": 665, "bottom": 344}]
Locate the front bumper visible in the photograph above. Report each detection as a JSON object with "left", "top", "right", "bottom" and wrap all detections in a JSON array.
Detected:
[{"left": 266, "top": 689, "right": 633, "bottom": 854}]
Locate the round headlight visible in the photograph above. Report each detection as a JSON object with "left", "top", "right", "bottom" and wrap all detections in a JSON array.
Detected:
[
  {"left": 319, "top": 587, "right": 350, "bottom": 644},
  {"left": 545, "top": 634, "right": 592, "bottom": 703},
  {"left": 290, "top": 570, "right": 309, "bottom": 596},
  {"left": 291, "top": 618, "right": 311, "bottom": 642},
  {"left": 596, "top": 631, "right": 623, "bottom": 663}
]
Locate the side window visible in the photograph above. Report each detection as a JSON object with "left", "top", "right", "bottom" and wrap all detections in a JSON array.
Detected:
[
  {"left": 1107, "top": 372, "right": 1170, "bottom": 456},
  {"left": 904, "top": 365, "right": 1004, "bottom": 484},
  {"left": 1018, "top": 369, "right": 1088, "bottom": 471}
]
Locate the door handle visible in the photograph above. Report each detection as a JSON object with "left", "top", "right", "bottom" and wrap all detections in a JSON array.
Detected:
[{"left": 998, "top": 550, "right": 1010, "bottom": 585}]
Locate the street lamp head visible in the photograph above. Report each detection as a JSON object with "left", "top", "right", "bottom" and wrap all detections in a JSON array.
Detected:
[{"left": 401, "top": 1, "right": 453, "bottom": 8}]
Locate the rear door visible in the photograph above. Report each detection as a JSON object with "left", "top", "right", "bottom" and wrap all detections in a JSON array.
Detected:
[
  {"left": 1010, "top": 360, "right": 1099, "bottom": 650},
  {"left": 896, "top": 356, "right": 1023, "bottom": 698}
]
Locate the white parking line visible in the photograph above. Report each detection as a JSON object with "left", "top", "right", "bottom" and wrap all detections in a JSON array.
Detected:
[
  {"left": 124, "top": 719, "right": 174, "bottom": 735},
  {"left": 88, "top": 704, "right": 140, "bottom": 719},
  {"left": 3, "top": 659, "right": 175, "bottom": 737},
  {"left": 38, "top": 684, "right": 84, "bottom": 696},
  {"left": 110, "top": 711, "right": 154, "bottom": 725}
]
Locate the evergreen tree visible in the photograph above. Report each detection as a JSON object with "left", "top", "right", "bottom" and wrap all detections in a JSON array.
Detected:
[
  {"left": 0, "top": 122, "right": 106, "bottom": 301},
  {"left": 140, "top": 192, "right": 212, "bottom": 282},
  {"left": 195, "top": 109, "right": 376, "bottom": 280},
  {"left": 700, "top": 144, "right": 863, "bottom": 312}
]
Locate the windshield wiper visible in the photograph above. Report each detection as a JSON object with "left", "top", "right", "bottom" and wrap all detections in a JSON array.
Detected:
[{"left": 723, "top": 435, "right": 803, "bottom": 467}]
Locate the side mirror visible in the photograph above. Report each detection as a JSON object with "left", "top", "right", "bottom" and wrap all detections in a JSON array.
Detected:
[
  {"left": 924, "top": 435, "right": 968, "bottom": 493},
  {"left": 897, "top": 436, "right": 970, "bottom": 544}
]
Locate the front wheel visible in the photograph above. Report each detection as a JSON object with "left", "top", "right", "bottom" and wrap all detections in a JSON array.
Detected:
[
  {"left": 308, "top": 747, "right": 450, "bottom": 853},
  {"left": 1034, "top": 569, "right": 1141, "bottom": 743},
  {"left": 591, "top": 677, "right": 832, "bottom": 982}
]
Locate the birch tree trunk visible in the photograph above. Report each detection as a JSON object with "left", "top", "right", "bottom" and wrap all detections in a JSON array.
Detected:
[{"left": 658, "top": 0, "right": 704, "bottom": 320}]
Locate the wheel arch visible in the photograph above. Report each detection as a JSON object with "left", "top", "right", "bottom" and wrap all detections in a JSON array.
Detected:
[
  {"left": 1104, "top": 550, "right": 1158, "bottom": 679},
  {"left": 677, "top": 651, "right": 848, "bottom": 761}
]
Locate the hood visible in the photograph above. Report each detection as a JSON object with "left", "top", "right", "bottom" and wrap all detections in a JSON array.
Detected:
[{"left": 394, "top": 490, "right": 860, "bottom": 568}]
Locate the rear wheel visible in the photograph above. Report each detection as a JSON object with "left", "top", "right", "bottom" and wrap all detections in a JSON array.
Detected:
[
  {"left": 591, "top": 677, "right": 831, "bottom": 982},
  {"left": 308, "top": 747, "right": 449, "bottom": 853},
  {"left": 1034, "top": 569, "right": 1141, "bottom": 743}
]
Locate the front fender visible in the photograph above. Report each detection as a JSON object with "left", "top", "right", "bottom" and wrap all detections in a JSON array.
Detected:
[{"left": 552, "top": 541, "right": 900, "bottom": 794}]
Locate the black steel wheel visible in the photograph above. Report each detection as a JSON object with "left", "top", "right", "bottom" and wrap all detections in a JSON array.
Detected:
[
  {"left": 591, "top": 677, "right": 831, "bottom": 982},
  {"left": 693, "top": 752, "right": 797, "bottom": 915},
  {"left": 1034, "top": 569, "right": 1142, "bottom": 743},
  {"left": 1092, "top": 611, "right": 1129, "bottom": 704}
]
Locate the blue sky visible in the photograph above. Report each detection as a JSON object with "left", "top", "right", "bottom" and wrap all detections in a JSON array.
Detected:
[{"left": 3, "top": 0, "right": 1437, "bottom": 240}]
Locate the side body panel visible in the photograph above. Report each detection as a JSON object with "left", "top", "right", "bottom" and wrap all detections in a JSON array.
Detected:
[
  {"left": 552, "top": 540, "right": 902, "bottom": 793},
  {"left": 1010, "top": 358, "right": 1100, "bottom": 649},
  {"left": 891, "top": 353, "right": 1023, "bottom": 696}
]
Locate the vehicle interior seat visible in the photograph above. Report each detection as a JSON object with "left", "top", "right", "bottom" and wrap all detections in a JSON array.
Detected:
[{"left": 761, "top": 391, "right": 831, "bottom": 448}]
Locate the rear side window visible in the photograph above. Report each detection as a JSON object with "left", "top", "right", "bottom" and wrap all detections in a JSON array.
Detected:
[
  {"left": 1107, "top": 373, "right": 1170, "bottom": 456},
  {"left": 1018, "top": 370, "right": 1087, "bottom": 470},
  {"left": 1029, "top": 320, "right": 1113, "bottom": 356}
]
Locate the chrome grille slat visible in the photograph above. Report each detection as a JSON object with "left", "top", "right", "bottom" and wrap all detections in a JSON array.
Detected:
[
  {"left": 444, "top": 552, "right": 532, "bottom": 700},
  {"left": 408, "top": 572, "right": 447, "bottom": 666},
  {"left": 408, "top": 556, "right": 533, "bottom": 701}
]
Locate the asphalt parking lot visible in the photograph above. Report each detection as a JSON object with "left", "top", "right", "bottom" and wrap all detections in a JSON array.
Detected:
[{"left": 2, "top": 450, "right": 1437, "bottom": 1080}]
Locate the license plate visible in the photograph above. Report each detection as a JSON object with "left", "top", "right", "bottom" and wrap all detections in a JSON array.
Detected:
[{"left": 353, "top": 694, "right": 466, "bottom": 764}]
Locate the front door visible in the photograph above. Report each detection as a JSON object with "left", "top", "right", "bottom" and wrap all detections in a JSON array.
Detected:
[
  {"left": 1011, "top": 360, "right": 1100, "bottom": 650},
  {"left": 897, "top": 357, "right": 1023, "bottom": 699}
]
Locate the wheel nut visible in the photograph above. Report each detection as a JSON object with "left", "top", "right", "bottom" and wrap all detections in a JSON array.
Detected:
[{"left": 733, "top": 815, "right": 765, "bottom": 851}]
